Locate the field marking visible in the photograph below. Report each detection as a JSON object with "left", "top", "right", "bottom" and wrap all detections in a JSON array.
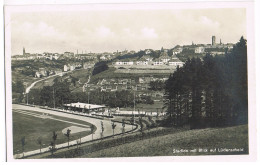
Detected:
[
  {"left": 62, "top": 126, "right": 90, "bottom": 135},
  {"left": 12, "top": 104, "right": 136, "bottom": 158},
  {"left": 13, "top": 109, "right": 90, "bottom": 128}
]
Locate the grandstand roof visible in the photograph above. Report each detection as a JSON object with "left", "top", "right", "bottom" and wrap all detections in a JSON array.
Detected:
[{"left": 64, "top": 102, "right": 105, "bottom": 110}]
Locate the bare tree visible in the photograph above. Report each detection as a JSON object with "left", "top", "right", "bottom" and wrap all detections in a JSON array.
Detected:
[
  {"left": 100, "top": 121, "right": 104, "bottom": 140},
  {"left": 130, "top": 114, "right": 135, "bottom": 129},
  {"left": 37, "top": 137, "right": 42, "bottom": 153},
  {"left": 21, "top": 136, "right": 26, "bottom": 157},
  {"left": 64, "top": 129, "right": 71, "bottom": 149},
  {"left": 122, "top": 119, "right": 125, "bottom": 135},
  {"left": 111, "top": 122, "right": 117, "bottom": 136},
  {"left": 139, "top": 116, "right": 144, "bottom": 139},
  {"left": 49, "top": 131, "right": 58, "bottom": 157},
  {"left": 90, "top": 124, "right": 95, "bottom": 140},
  {"left": 49, "top": 141, "right": 56, "bottom": 157},
  {"left": 52, "top": 131, "right": 57, "bottom": 147}
]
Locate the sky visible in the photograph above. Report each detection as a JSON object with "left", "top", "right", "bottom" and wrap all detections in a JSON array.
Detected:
[{"left": 10, "top": 7, "right": 246, "bottom": 55}]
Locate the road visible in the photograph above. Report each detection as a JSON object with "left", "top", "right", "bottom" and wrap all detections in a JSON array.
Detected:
[
  {"left": 12, "top": 104, "right": 135, "bottom": 159},
  {"left": 25, "top": 73, "right": 63, "bottom": 93}
]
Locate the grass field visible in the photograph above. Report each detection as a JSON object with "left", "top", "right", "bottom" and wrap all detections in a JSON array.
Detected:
[
  {"left": 12, "top": 71, "right": 40, "bottom": 86},
  {"left": 82, "top": 124, "right": 248, "bottom": 157},
  {"left": 69, "top": 69, "right": 91, "bottom": 83},
  {"left": 12, "top": 110, "right": 95, "bottom": 154},
  {"left": 119, "top": 101, "right": 165, "bottom": 112},
  {"left": 32, "top": 76, "right": 58, "bottom": 89},
  {"left": 115, "top": 69, "right": 174, "bottom": 74},
  {"left": 90, "top": 67, "right": 171, "bottom": 84}
]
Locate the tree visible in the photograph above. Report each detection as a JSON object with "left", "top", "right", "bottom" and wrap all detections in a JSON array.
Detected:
[
  {"left": 64, "top": 129, "right": 71, "bottom": 149},
  {"left": 28, "top": 89, "right": 41, "bottom": 105},
  {"left": 90, "top": 124, "right": 95, "bottom": 140},
  {"left": 21, "top": 136, "right": 26, "bottom": 157},
  {"left": 37, "top": 137, "right": 42, "bottom": 153},
  {"left": 40, "top": 86, "right": 53, "bottom": 106},
  {"left": 12, "top": 81, "right": 25, "bottom": 103},
  {"left": 122, "top": 119, "right": 125, "bottom": 135},
  {"left": 111, "top": 122, "right": 117, "bottom": 136},
  {"left": 100, "top": 121, "right": 104, "bottom": 140},
  {"left": 52, "top": 131, "right": 58, "bottom": 148},
  {"left": 163, "top": 37, "right": 248, "bottom": 129},
  {"left": 49, "top": 131, "right": 58, "bottom": 157},
  {"left": 139, "top": 116, "right": 144, "bottom": 139},
  {"left": 13, "top": 80, "right": 25, "bottom": 94},
  {"left": 149, "top": 80, "right": 164, "bottom": 91},
  {"left": 52, "top": 80, "right": 71, "bottom": 107},
  {"left": 92, "top": 61, "right": 109, "bottom": 76},
  {"left": 49, "top": 141, "right": 56, "bottom": 157},
  {"left": 130, "top": 115, "right": 135, "bottom": 129}
]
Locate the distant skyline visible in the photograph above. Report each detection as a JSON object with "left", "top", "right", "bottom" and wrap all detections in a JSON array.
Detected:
[{"left": 11, "top": 6, "right": 246, "bottom": 55}]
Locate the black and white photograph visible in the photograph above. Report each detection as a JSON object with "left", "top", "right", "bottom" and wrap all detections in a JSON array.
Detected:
[{"left": 3, "top": 0, "right": 257, "bottom": 162}]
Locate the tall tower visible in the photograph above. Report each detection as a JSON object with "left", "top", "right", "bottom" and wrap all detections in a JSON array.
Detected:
[
  {"left": 23, "top": 47, "right": 26, "bottom": 56},
  {"left": 212, "top": 36, "right": 216, "bottom": 46}
]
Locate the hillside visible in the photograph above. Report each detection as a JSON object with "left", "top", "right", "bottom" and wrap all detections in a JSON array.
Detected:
[{"left": 82, "top": 124, "right": 248, "bottom": 157}]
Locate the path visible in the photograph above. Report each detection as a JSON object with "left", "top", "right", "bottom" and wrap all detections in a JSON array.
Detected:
[{"left": 25, "top": 73, "right": 62, "bottom": 93}]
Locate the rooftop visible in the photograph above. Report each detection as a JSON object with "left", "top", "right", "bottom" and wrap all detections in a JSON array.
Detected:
[{"left": 64, "top": 102, "right": 106, "bottom": 109}]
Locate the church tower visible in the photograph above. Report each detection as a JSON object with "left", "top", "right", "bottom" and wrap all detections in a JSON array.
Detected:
[
  {"left": 212, "top": 36, "right": 216, "bottom": 46},
  {"left": 23, "top": 47, "right": 26, "bottom": 56}
]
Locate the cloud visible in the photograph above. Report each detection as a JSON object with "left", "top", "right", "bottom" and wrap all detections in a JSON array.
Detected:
[
  {"left": 199, "top": 16, "right": 220, "bottom": 27},
  {"left": 96, "top": 26, "right": 114, "bottom": 38},
  {"left": 10, "top": 8, "right": 246, "bottom": 54},
  {"left": 141, "top": 27, "right": 158, "bottom": 39}
]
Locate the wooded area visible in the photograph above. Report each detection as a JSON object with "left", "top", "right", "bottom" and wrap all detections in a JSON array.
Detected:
[{"left": 164, "top": 37, "right": 248, "bottom": 129}]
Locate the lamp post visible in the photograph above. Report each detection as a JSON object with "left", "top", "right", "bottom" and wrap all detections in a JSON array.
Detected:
[
  {"left": 53, "top": 87, "right": 55, "bottom": 109},
  {"left": 24, "top": 83, "right": 28, "bottom": 105},
  {"left": 88, "top": 92, "right": 90, "bottom": 104},
  {"left": 133, "top": 85, "right": 137, "bottom": 124}
]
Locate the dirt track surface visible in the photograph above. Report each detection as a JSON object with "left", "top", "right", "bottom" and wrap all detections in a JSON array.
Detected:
[{"left": 12, "top": 104, "right": 134, "bottom": 158}]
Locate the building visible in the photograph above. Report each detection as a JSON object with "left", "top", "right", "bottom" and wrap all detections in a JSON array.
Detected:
[
  {"left": 136, "top": 57, "right": 148, "bottom": 65},
  {"left": 35, "top": 71, "right": 42, "bottom": 78},
  {"left": 159, "top": 51, "right": 171, "bottom": 63},
  {"left": 64, "top": 65, "right": 69, "bottom": 72},
  {"left": 39, "top": 68, "right": 47, "bottom": 77},
  {"left": 83, "top": 62, "right": 95, "bottom": 69},
  {"left": 169, "top": 55, "right": 184, "bottom": 67},
  {"left": 136, "top": 60, "right": 148, "bottom": 65},
  {"left": 53, "top": 53, "right": 59, "bottom": 60},
  {"left": 142, "top": 55, "right": 153, "bottom": 62},
  {"left": 64, "top": 52, "right": 74, "bottom": 57},
  {"left": 100, "top": 55, "right": 107, "bottom": 61},
  {"left": 172, "top": 47, "right": 183, "bottom": 55},
  {"left": 212, "top": 36, "right": 216, "bottom": 46},
  {"left": 153, "top": 61, "right": 163, "bottom": 65},
  {"left": 63, "top": 102, "right": 106, "bottom": 114},
  {"left": 195, "top": 47, "right": 205, "bottom": 54},
  {"left": 145, "top": 49, "right": 152, "bottom": 54},
  {"left": 70, "top": 64, "right": 75, "bottom": 71},
  {"left": 113, "top": 59, "right": 134, "bottom": 66}
]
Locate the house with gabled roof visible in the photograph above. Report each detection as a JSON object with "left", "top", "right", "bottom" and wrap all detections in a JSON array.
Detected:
[
  {"left": 142, "top": 55, "right": 153, "bottom": 62},
  {"left": 168, "top": 58, "right": 184, "bottom": 67},
  {"left": 136, "top": 57, "right": 148, "bottom": 65},
  {"left": 159, "top": 51, "right": 171, "bottom": 63}
]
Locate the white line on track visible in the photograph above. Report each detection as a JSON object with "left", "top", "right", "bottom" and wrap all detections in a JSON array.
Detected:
[{"left": 13, "top": 109, "right": 90, "bottom": 128}]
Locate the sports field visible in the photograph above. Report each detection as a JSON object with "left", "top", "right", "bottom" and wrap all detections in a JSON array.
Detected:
[{"left": 13, "top": 109, "right": 94, "bottom": 155}]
